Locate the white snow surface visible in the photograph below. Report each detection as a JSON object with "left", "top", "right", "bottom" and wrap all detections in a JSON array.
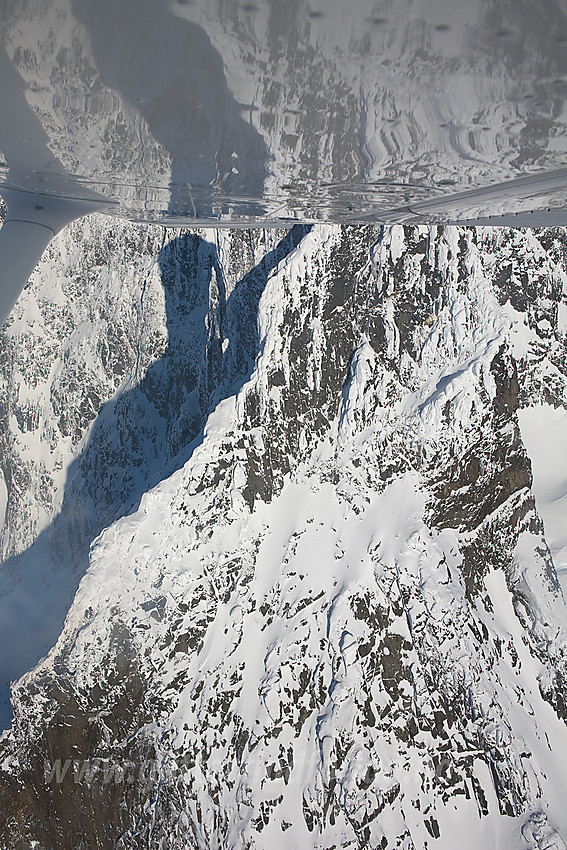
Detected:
[{"left": 519, "top": 404, "right": 567, "bottom": 601}]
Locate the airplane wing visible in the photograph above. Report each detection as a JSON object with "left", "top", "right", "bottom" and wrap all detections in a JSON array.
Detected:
[{"left": 1, "top": 0, "right": 567, "bottom": 324}]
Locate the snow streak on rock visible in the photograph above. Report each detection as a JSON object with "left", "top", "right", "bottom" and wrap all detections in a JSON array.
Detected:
[{"left": 0, "top": 221, "right": 566, "bottom": 850}]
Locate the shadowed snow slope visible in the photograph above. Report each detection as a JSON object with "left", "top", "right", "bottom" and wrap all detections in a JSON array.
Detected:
[{"left": 0, "top": 223, "right": 307, "bottom": 728}]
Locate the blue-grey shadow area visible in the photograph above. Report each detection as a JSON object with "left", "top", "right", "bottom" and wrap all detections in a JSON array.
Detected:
[
  {"left": 0, "top": 224, "right": 310, "bottom": 730},
  {"left": 72, "top": 0, "right": 268, "bottom": 217}
]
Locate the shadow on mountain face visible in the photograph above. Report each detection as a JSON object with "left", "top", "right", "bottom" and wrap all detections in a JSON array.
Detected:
[{"left": 0, "top": 224, "right": 310, "bottom": 730}]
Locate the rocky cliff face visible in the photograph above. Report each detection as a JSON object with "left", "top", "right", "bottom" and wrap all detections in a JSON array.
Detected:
[{"left": 0, "top": 219, "right": 566, "bottom": 849}]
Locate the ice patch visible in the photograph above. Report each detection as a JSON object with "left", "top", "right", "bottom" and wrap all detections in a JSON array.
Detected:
[{"left": 518, "top": 405, "right": 567, "bottom": 601}]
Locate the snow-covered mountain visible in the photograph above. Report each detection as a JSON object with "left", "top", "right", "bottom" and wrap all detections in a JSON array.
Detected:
[{"left": 0, "top": 219, "right": 566, "bottom": 850}]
